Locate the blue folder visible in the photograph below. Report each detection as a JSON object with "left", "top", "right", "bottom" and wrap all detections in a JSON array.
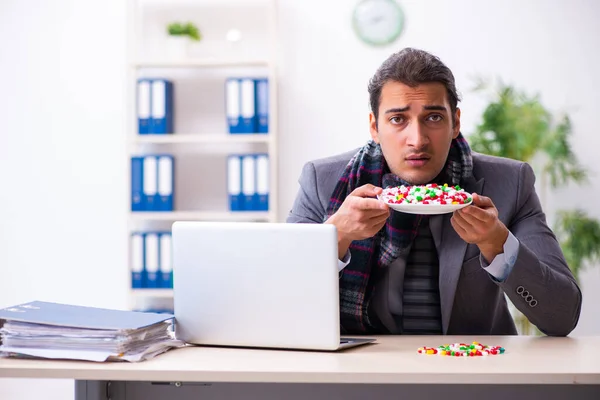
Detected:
[
  {"left": 131, "top": 157, "right": 144, "bottom": 211},
  {"left": 225, "top": 78, "right": 242, "bottom": 134},
  {"left": 239, "top": 78, "right": 257, "bottom": 133},
  {"left": 256, "top": 78, "right": 269, "bottom": 134},
  {"left": 150, "top": 79, "right": 174, "bottom": 134},
  {"left": 137, "top": 79, "right": 151, "bottom": 134},
  {"left": 131, "top": 232, "right": 145, "bottom": 288},
  {"left": 159, "top": 232, "right": 173, "bottom": 289},
  {"left": 227, "top": 154, "right": 243, "bottom": 211},
  {"left": 0, "top": 301, "right": 173, "bottom": 330},
  {"left": 156, "top": 155, "right": 174, "bottom": 211},
  {"left": 254, "top": 153, "right": 269, "bottom": 211},
  {"left": 144, "top": 232, "right": 160, "bottom": 288}
]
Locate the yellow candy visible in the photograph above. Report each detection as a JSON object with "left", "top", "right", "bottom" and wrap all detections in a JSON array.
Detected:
[{"left": 426, "top": 349, "right": 434, "bottom": 354}]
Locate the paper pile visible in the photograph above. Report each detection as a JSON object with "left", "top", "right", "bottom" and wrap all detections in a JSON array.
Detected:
[{"left": 0, "top": 301, "right": 185, "bottom": 362}]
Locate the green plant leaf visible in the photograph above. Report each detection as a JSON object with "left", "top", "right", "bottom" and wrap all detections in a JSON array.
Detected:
[
  {"left": 541, "top": 115, "right": 588, "bottom": 187},
  {"left": 469, "top": 78, "right": 598, "bottom": 283},
  {"left": 167, "top": 21, "right": 201, "bottom": 41},
  {"left": 469, "top": 79, "right": 588, "bottom": 186},
  {"left": 554, "top": 209, "right": 600, "bottom": 282}
]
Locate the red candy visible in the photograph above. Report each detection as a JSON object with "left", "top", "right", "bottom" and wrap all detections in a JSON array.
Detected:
[{"left": 380, "top": 184, "right": 472, "bottom": 206}]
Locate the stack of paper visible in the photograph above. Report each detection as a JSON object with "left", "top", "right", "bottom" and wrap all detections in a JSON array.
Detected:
[{"left": 0, "top": 301, "right": 185, "bottom": 362}]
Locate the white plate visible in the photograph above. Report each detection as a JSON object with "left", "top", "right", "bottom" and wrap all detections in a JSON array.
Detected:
[{"left": 377, "top": 196, "right": 473, "bottom": 215}]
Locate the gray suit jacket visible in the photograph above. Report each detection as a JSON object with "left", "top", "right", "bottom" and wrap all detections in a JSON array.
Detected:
[{"left": 286, "top": 149, "right": 582, "bottom": 336}]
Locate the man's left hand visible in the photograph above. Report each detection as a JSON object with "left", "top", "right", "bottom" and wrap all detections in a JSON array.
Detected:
[{"left": 450, "top": 193, "right": 509, "bottom": 263}]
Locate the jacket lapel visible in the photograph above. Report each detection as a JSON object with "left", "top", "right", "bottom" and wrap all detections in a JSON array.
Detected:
[{"left": 434, "top": 176, "right": 484, "bottom": 333}]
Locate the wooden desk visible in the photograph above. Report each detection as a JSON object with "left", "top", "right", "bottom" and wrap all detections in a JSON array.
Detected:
[{"left": 1, "top": 336, "right": 599, "bottom": 400}]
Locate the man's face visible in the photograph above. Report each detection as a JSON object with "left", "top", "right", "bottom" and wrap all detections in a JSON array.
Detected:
[{"left": 370, "top": 81, "right": 461, "bottom": 185}]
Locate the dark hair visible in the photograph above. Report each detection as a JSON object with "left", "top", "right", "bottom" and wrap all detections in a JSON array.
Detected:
[{"left": 368, "top": 48, "right": 461, "bottom": 126}]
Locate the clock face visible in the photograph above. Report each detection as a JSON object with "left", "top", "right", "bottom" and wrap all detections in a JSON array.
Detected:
[{"left": 352, "top": 0, "right": 405, "bottom": 46}]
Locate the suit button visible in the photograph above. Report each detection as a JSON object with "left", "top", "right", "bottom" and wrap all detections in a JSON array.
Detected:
[
  {"left": 516, "top": 286, "right": 525, "bottom": 294},
  {"left": 529, "top": 299, "right": 538, "bottom": 307},
  {"left": 522, "top": 290, "right": 529, "bottom": 298},
  {"left": 509, "top": 256, "right": 516, "bottom": 264},
  {"left": 525, "top": 295, "right": 533, "bottom": 302}
]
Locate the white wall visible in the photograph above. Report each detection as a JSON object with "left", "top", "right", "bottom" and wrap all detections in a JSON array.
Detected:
[
  {"left": 1, "top": 0, "right": 599, "bottom": 399},
  {"left": 0, "top": 0, "right": 128, "bottom": 309},
  {"left": 0, "top": 0, "right": 127, "bottom": 398},
  {"left": 276, "top": 0, "right": 600, "bottom": 337}
]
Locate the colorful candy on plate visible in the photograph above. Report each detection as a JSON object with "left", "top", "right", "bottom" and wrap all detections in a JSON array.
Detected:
[{"left": 378, "top": 184, "right": 473, "bottom": 215}]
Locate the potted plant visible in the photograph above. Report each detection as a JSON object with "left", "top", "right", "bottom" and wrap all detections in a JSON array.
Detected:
[
  {"left": 468, "top": 78, "right": 600, "bottom": 335},
  {"left": 165, "top": 22, "right": 202, "bottom": 60}
]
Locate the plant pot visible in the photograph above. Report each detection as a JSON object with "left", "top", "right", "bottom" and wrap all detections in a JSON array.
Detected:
[{"left": 165, "top": 36, "right": 189, "bottom": 61}]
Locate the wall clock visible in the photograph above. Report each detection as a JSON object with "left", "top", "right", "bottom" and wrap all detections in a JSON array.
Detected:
[{"left": 352, "top": 0, "right": 405, "bottom": 46}]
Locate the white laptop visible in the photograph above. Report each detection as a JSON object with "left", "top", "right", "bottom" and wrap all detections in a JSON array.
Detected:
[{"left": 171, "top": 221, "right": 375, "bottom": 351}]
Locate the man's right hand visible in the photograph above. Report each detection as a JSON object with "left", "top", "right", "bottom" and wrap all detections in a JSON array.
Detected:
[{"left": 325, "top": 184, "right": 390, "bottom": 259}]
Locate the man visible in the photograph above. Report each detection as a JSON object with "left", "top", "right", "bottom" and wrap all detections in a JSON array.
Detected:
[{"left": 287, "top": 48, "right": 582, "bottom": 336}]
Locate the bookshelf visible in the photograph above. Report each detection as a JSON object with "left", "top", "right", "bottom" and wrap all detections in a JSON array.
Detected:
[
  {"left": 129, "top": 211, "right": 273, "bottom": 222},
  {"left": 131, "top": 289, "right": 174, "bottom": 299},
  {"left": 126, "top": 0, "right": 279, "bottom": 311},
  {"left": 131, "top": 134, "right": 272, "bottom": 145},
  {"left": 133, "top": 60, "right": 272, "bottom": 68}
]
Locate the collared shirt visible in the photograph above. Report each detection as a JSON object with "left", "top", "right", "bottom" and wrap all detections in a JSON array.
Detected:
[{"left": 338, "top": 231, "right": 519, "bottom": 282}]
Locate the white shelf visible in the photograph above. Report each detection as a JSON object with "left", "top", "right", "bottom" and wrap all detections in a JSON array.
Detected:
[
  {"left": 139, "top": 0, "right": 273, "bottom": 6},
  {"left": 132, "top": 59, "right": 272, "bottom": 69},
  {"left": 130, "top": 211, "right": 274, "bottom": 222},
  {"left": 132, "top": 134, "right": 272, "bottom": 145},
  {"left": 127, "top": 0, "right": 279, "bottom": 312},
  {"left": 131, "top": 289, "right": 173, "bottom": 298}
]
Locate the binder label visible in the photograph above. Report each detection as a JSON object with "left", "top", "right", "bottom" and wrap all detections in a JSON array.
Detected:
[{"left": 151, "top": 80, "right": 166, "bottom": 119}]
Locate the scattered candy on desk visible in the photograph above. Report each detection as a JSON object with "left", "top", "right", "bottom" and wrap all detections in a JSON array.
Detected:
[{"left": 417, "top": 342, "right": 505, "bottom": 357}]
